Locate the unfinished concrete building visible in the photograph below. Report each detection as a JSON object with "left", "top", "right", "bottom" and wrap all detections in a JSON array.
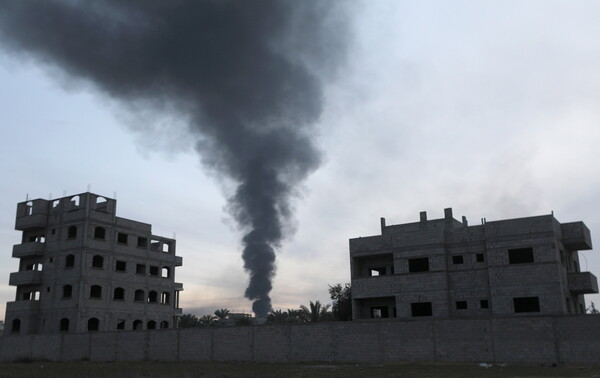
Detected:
[
  {"left": 350, "top": 208, "right": 598, "bottom": 320},
  {"left": 4, "top": 192, "right": 183, "bottom": 334}
]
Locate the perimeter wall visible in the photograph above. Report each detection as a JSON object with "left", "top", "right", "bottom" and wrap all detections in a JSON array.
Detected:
[{"left": 1, "top": 315, "right": 599, "bottom": 365}]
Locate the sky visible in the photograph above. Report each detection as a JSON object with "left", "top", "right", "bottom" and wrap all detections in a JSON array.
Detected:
[{"left": 1, "top": 0, "right": 600, "bottom": 320}]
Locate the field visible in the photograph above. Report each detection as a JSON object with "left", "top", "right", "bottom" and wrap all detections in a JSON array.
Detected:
[{"left": 0, "top": 361, "right": 599, "bottom": 378}]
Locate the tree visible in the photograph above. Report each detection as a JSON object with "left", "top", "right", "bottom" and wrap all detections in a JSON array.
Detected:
[
  {"left": 299, "top": 300, "right": 331, "bottom": 322},
  {"left": 199, "top": 314, "right": 217, "bottom": 326},
  {"left": 587, "top": 302, "right": 600, "bottom": 314},
  {"left": 214, "top": 308, "right": 230, "bottom": 321},
  {"left": 179, "top": 314, "right": 199, "bottom": 328},
  {"left": 329, "top": 283, "right": 352, "bottom": 321},
  {"left": 286, "top": 309, "right": 302, "bottom": 324},
  {"left": 267, "top": 309, "right": 288, "bottom": 324}
]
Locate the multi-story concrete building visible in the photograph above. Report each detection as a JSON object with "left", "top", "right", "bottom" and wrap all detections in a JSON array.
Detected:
[
  {"left": 350, "top": 208, "right": 598, "bottom": 320},
  {"left": 4, "top": 192, "right": 183, "bottom": 334}
]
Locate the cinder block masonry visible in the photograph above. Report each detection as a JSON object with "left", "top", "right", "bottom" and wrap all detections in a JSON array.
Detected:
[{"left": 4, "top": 192, "right": 183, "bottom": 334}]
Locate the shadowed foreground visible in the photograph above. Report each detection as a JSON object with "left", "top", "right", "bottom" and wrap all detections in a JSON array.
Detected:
[{"left": 0, "top": 361, "right": 599, "bottom": 378}]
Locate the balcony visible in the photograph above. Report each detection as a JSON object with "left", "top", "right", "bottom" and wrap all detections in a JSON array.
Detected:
[
  {"left": 6, "top": 300, "right": 41, "bottom": 312},
  {"left": 9, "top": 271, "right": 43, "bottom": 286},
  {"left": 568, "top": 272, "right": 599, "bottom": 294},
  {"left": 561, "top": 222, "right": 593, "bottom": 250},
  {"left": 12, "top": 242, "right": 45, "bottom": 258},
  {"left": 15, "top": 214, "right": 47, "bottom": 231}
]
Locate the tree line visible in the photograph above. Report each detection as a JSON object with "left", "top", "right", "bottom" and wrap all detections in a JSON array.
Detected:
[{"left": 179, "top": 283, "right": 352, "bottom": 327}]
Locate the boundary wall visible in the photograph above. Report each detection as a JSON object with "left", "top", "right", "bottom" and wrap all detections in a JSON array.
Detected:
[{"left": 1, "top": 315, "right": 599, "bottom": 365}]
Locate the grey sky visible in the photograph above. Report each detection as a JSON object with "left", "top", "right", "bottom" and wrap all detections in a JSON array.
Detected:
[{"left": 1, "top": 0, "right": 599, "bottom": 319}]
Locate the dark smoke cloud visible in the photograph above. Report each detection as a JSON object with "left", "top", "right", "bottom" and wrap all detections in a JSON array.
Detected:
[{"left": 0, "top": 1, "right": 348, "bottom": 317}]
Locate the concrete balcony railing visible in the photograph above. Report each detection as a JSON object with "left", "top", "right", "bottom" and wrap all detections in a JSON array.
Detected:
[
  {"left": 561, "top": 222, "right": 593, "bottom": 250},
  {"left": 15, "top": 214, "right": 47, "bottom": 231},
  {"left": 12, "top": 242, "right": 45, "bottom": 258},
  {"left": 568, "top": 272, "right": 599, "bottom": 294},
  {"left": 351, "top": 275, "right": 401, "bottom": 299},
  {"left": 6, "top": 300, "right": 41, "bottom": 312},
  {"left": 9, "top": 271, "right": 43, "bottom": 286}
]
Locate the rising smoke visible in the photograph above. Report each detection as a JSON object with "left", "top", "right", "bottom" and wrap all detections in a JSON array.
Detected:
[{"left": 0, "top": 1, "right": 348, "bottom": 317}]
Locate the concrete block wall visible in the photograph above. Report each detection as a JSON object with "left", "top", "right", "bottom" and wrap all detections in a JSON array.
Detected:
[{"left": 1, "top": 315, "right": 600, "bottom": 365}]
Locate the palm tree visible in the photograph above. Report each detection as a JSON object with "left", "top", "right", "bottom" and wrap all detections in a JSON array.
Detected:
[
  {"left": 178, "top": 314, "right": 199, "bottom": 328},
  {"left": 199, "top": 314, "right": 217, "bottom": 326},
  {"left": 267, "top": 309, "right": 288, "bottom": 324},
  {"left": 286, "top": 309, "right": 302, "bottom": 323},
  {"left": 299, "top": 301, "right": 331, "bottom": 322},
  {"left": 214, "top": 308, "right": 230, "bottom": 321}
]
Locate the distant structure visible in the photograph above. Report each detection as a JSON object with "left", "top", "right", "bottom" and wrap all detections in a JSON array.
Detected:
[
  {"left": 4, "top": 192, "right": 183, "bottom": 334},
  {"left": 350, "top": 208, "right": 598, "bottom": 319}
]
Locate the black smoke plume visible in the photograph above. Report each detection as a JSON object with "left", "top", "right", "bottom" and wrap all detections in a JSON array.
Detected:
[{"left": 0, "top": 1, "right": 348, "bottom": 317}]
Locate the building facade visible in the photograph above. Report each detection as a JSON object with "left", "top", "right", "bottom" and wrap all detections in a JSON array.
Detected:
[
  {"left": 4, "top": 192, "right": 183, "bottom": 334},
  {"left": 350, "top": 208, "right": 598, "bottom": 320}
]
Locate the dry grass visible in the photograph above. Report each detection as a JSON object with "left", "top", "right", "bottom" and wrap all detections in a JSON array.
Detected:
[{"left": 0, "top": 361, "right": 599, "bottom": 378}]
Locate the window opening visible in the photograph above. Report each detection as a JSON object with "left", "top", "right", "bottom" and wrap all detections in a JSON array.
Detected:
[
  {"left": 88, "top": 318, "right": 99, "bottom": 331},
  {"left": 133, "top": 320, "right": 143, "bottom": 330},
  {"left": 26, "top": 201, "right": 33, "bottom": 216},
  {"left": 371, "top": 306, "right": 389, "bottom": 318},
  {"left": 147, "top": 320, "right": 157, "bottom": 329},
  {"left": 63, "top": 285, "right": 72, "bottom": 298},
  {"left": 408, "top": 257, "right": 429, "bottom": 273},
  {"left": 113, "top": 287, "right": 125, "bottom": 301},
  {"left": 92, "top": 255, "right": 104, "bottom": 269},
  {"left": 149, "top": 266, "right": 159, "bottom": 276},
  {"left": 369, "top": 267, "right": 386, "bottom": 276},
  {"left": 137, "top": 237, "right": 148, "bottom": 248},
  {"left": 134, "top": 289, "right": 145, "bottom": 302},
  {"left": 115, "top": 260, "right": 127, "bottom": 272},
  {"left": 117, "top": 232, "right": 128, "bottom": 244},
  {"left": 12, "top": 319, "right": 21, "bottom": 333},
  {"left": 480, "top": 300, "right": 489, "bottom": 309},
  {"left": 161, "top": 292, "right": 170, "bottom": 304},
  {"left": 452, "top": 255, "right": 464, "bottom": 265},
  {"left": 117, "top": 320, "right": 125, "bottom": 330},
  {"left": 476, "top": 253, "right": 485, "bottom": 262},
  {"left": 94, "top": 227, "right": 106, "bottom": 240},
  {"left": 90, "top": 285, "right": 102, "bottom": 298},
  {"left": 67, "top": 226, "right": 77, "bottom": 239},
  {"left": 136, "top": 264, "right": 146, "bottom": 275},
  {"left": 150, "top": 239, "right": 161, "bottom": 251},
  {"left": 162, "top": 243, "right": 170, "bottom": 253},
  {"left": 60, "top": 318, "right": 69, "bottom": 332},
  {"left": 52, "top": 200, "right": 60, "bottom": 208},
  {"left": 71, "top": 196, "right": 80, "bottom": 207},
  {"left": 160, "top": 321, "right": 169, "bottom": 329},
  {"left": 148, "top": 291, "right": 158, "bottom": 303},
  {"left": 411, "top": 302, "right": 432, "bottom": 317},
  {"left": 65, "top": 254, "right": 75, "bottom": 268},
  {"left": 161, "top": 267, "right": 170, "bottom": 278},
  {"left": 508, "top": 247, "right": 534, "bottom": 264},
  {"left": 456, "top": 301, "right": 467, "bottom": 310},
  {"left": 513, "top": 297, "right": 540, "bottom": 313}
]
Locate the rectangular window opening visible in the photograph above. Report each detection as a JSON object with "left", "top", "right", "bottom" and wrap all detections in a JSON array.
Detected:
[
  {"left": 480, "top": 299, "right": 489, "bottom": 309},
  {"left": 452, "top": 255, "right": 464, "bottom": 265},
  {"left": 408, "top": 257, "right": 429, "bottom": 273},
  {"left": 476, "top": 253, "right": 485, "bottom": 262},
  {"left": 149, "top": 266, "right": 159, "bottom": 276},
  {"left": 508, "top": 247, "right": 534, "bottom": 264},
  {"left": 513, "top": 297, "right": 540, "bottom": 313},
  {"left": 117, "top": 232, "right": 128, "bottom": 245},
  {"left": 136, "top": 264, "right": 146, "bottom": 275},
  {"left": 115, "top": 260, "right": 127, "bottom": 272},
  {"left": 137, "top": 237, "right": 148, "bottom": 248},
  {"left": 456, "top": 300, "right": 467, "bottom": 310},
  {"left": 411, "top": 302, "right": 432, "bottom": 317}
]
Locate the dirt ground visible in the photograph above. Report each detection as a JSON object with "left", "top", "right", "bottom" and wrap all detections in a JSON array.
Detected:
[{"left": 0, "top": 361, "right": 599, "bottom": 378}]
